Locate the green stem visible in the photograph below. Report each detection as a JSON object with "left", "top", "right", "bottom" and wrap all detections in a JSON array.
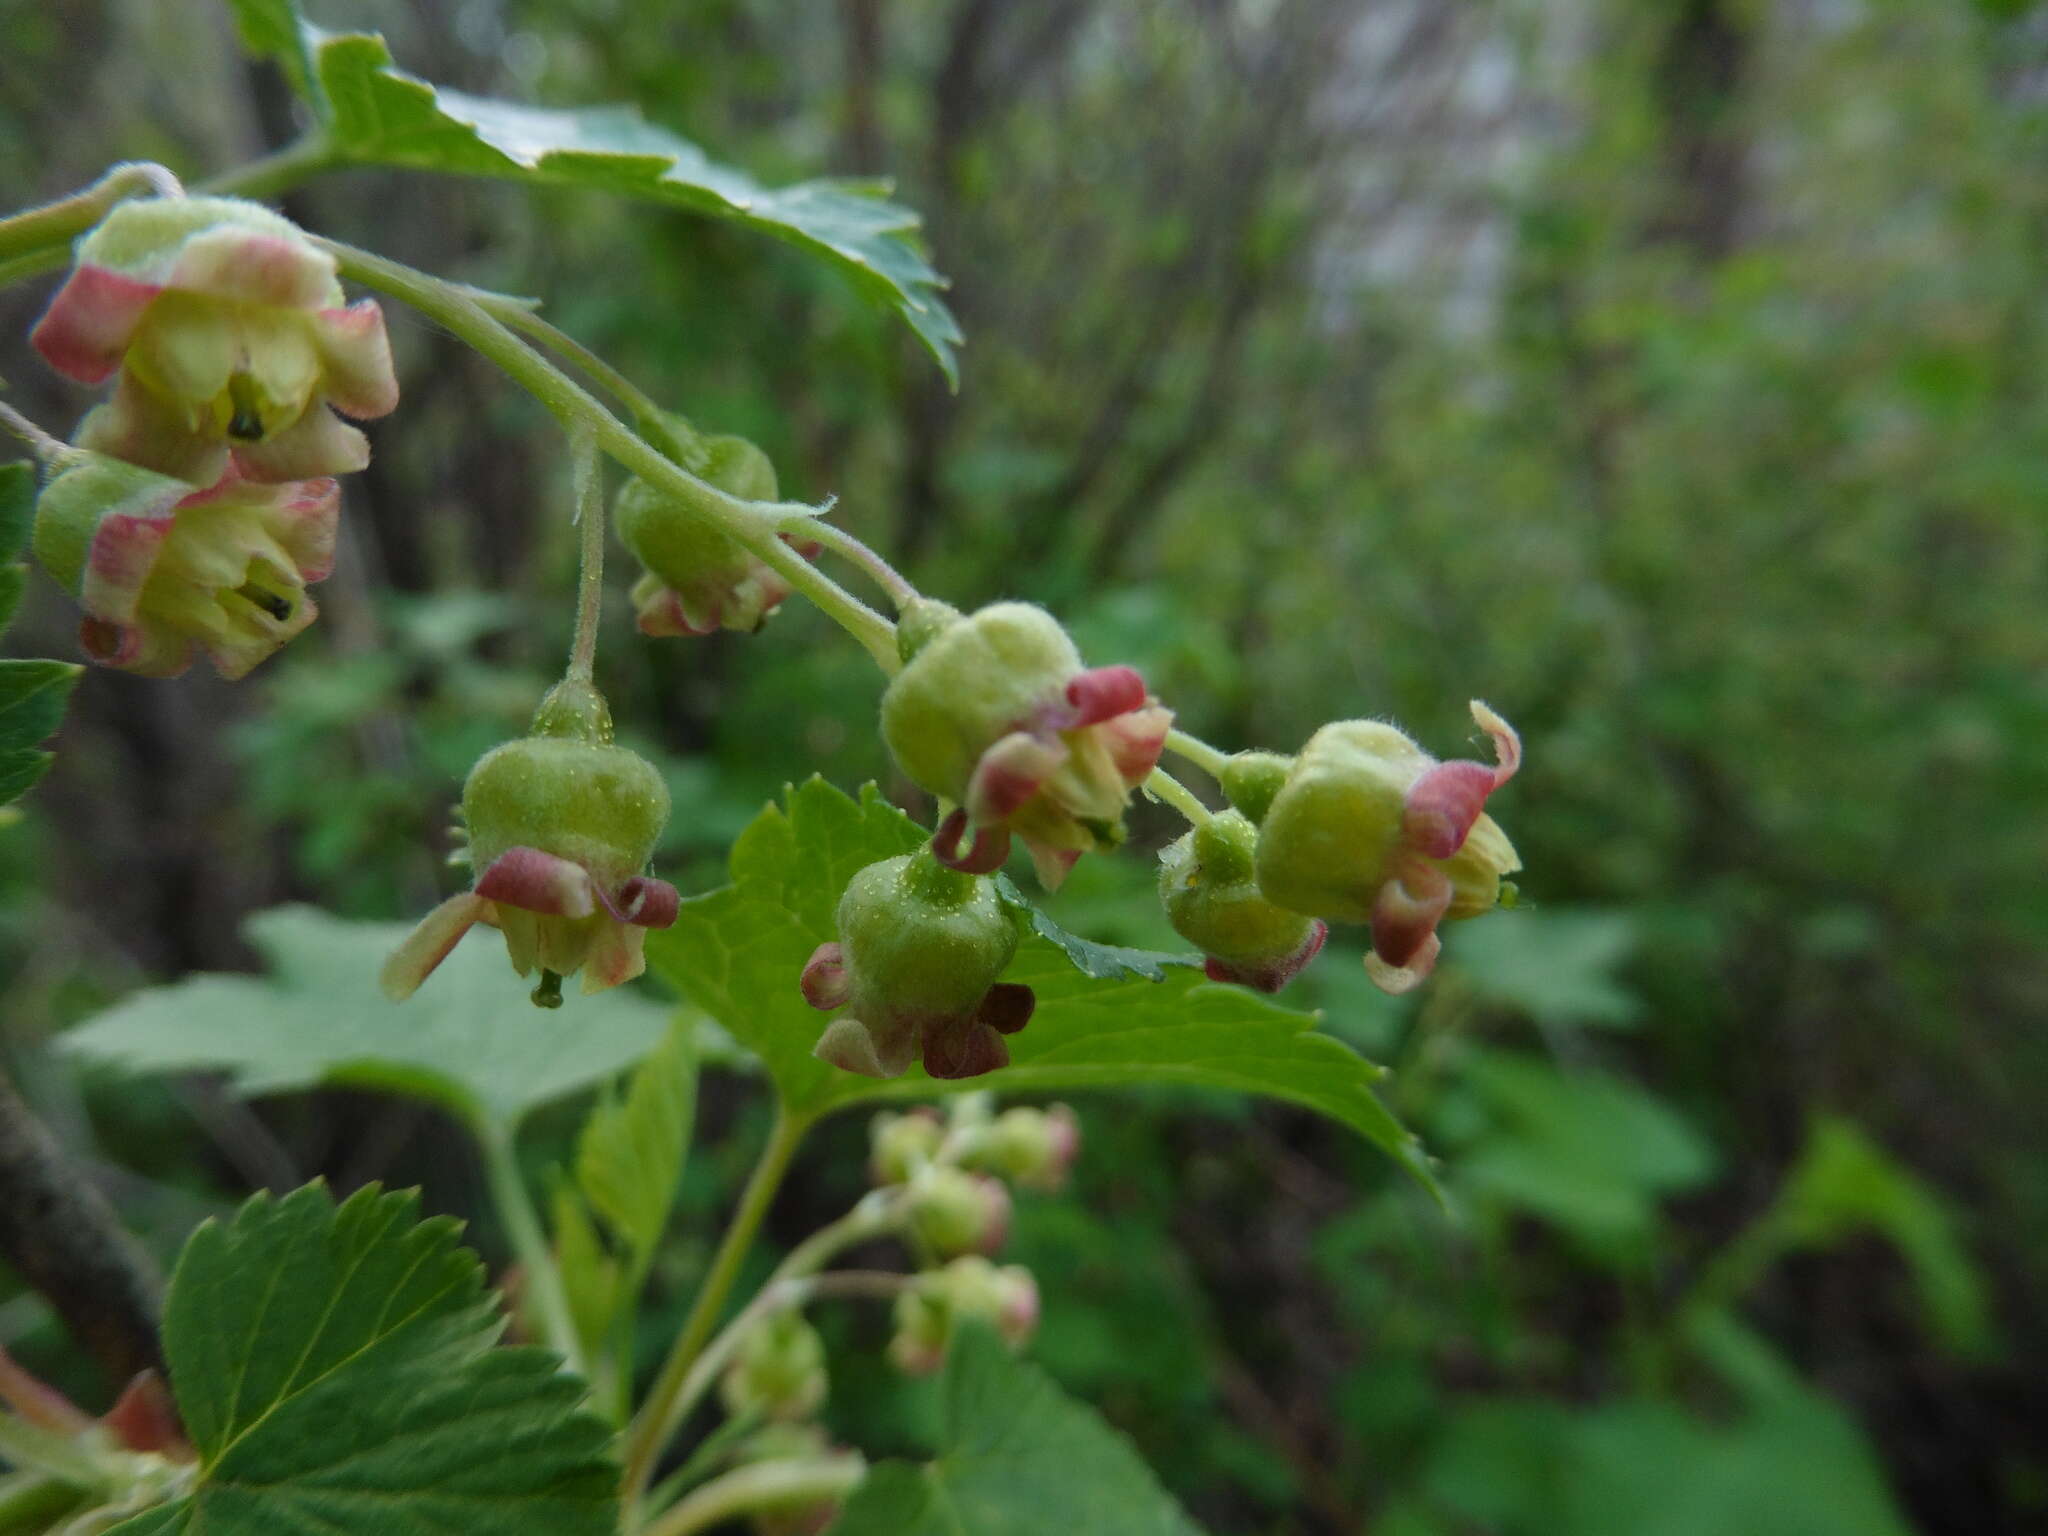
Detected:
[
  {"left": 1145, "top": 766, "right": 1214, "bottom": 827},
  {"left": 641, "top": 1406, "right": 763, "bottom": 1514},
  {"left": 1164, "top": 729, "right": 1231, "bottom": 778},
  {"left": 620, "top": 1108, "right": 811, "bottom": 1517},
  {"left": 0, "top": 162, "right": 180, "bottom": 268},
  {"left": 639, "top": 1455, "right": 866, "bottom": 1536},
  {"left": 315, "top": 239, "right": 901, "bottom": 673},
  {"left": 646, "top": 1238, "right": 910, "bottom": 1480},
  {"left": 477, "top": 296, "right": 694, "bottom": 459},
  {"left": 0, "top": 1415, "right": 103, "bottom": 1491},
  {"left": 192, "top": 136, "right": 339, "bottom": 202},
  {"left": 478, "top": 1125, "right": 585, "bottom": 1379},
  {"left": 781, "top": 511, "right": 919, "bottom": 611},
  {"left": 566, "top": 426, "right": 605, "bottom": 682},
  {"left": 0, "top": 1473, "right": 87, "bottom": 1534}
]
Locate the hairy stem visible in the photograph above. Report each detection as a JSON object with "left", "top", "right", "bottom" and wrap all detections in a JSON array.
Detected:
[
  {"left": 639, "top": 1455, "right": 867, "bottom": 1536},
  {"left": 620, "top": 1108, "right": 811, "bottom": 1516},
  {"left": 1145, "top": 766, "right": 1214, "bottom": 827},
  {"left": 0, "top": 162, "right": 180, "bottom": 269},
  {"left": 478, "top": 1125, "right": 585, "bottom": 1378},
  {"left": 0, "top": 1071, "right": 161, "bottom": 1392},
  {"left": 566, "top": 426, "right": 606, "bottom": 682},
  {"left": 1164, "top": 728, "right": 1231, "bottom": 778},
  {"left": 476, "top": 296, "right": 695, "bottom": 460},
  {"left": 781, "top": 511, "right": 919, "bottom": 611},
  {"left": 316, "top": 239, "right": 901, "bottom": 673},
  {"left": 642, "top": 1203, "right": 909, "bottom": 1484}
]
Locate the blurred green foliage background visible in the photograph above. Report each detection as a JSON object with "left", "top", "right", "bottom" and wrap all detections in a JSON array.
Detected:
[{"left": 1, "top": 0, "right": 2043, "bottom": 1531}]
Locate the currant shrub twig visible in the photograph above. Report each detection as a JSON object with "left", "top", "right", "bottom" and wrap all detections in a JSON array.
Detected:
[
  {"left": 566, "top": 425, "right": 606, "bottom": 683},
  {"left": 639, "top": 1454, "right": 867, "bottom": 1536},
  {"left": 478, "top": 1125, "right": 585, "bottom": 1378},
  {"left": 1145, "top": 766, "right": 1214, "bottom": 827},
  {"left": 313, "top": 238, "right": 903, "bottom": 673},
  {"left": 621, "top": 1108, "right": 813, "bottom": 1516},
  {"left": 1164, "top": 727, "right": 1231, "bottom": 778}
]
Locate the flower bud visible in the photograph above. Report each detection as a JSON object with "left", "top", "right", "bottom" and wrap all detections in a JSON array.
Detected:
[
  {"left": 33, "top": 197, "right": 397, "bottom": 484},
  {"left": 887, "top": 1257, "right": 1039, "bottom": 1376},
  {"left": 969, "top": 1105, "right": 1081, "bottom": 1192},
  {"left": 878, "top": 601, "right": 1172, "bottom": 887},
  {"left": 1254, "top": 702, "right": 1521, "bottom": 994},
  {"left": 1218, "top": 750, "right": 1293, "bottom": 825},
  {"left": 32, "top": 453, "right": 337, "bottom": 678},
  {"left": 1159, "top": 811, "right": 1327, "bottom": 992},
  {"left": 868, "top": 1108, "right": 944, "bottom": 1186},
  {"left": 614, "top": 425, "right": 817, "bottom": 637},
  {"left": 382, "top": 683, "right": 678, "bottom": 1005},
  {"left": 906, "top": 1166, "right": 1012, "bottom": 1257},
  {"left": 720, "top": 1309, "right": 829, "bottom": 1423},
  {"left": 802, "top": 849, "right": 1032, "bottom": 1080}
]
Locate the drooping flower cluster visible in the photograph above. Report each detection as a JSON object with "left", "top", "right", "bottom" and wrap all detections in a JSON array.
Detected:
[
  {"left": 880, "top": 600, "right": 1171, "bottom": 887},
  {"left": 864, "top": 1097, "right": 1062, "bottom": 1375},
  {"left": 29, "top": 196, "right": 396, "bottom": 678},
  {"left": 381, "top": 681, "right": 679, "bottom": 1006}
]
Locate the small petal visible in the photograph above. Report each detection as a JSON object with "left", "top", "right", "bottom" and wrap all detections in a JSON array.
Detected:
[
  {"left": 102, "top": 1371, "right": 187, "bottom": 1458},
  {"left": 1023, "top": 839, "right": 1082, "bottom": 890},
  {"left": 596, "top": 873, "right": 681, "bottom": 929},
  {"left": 31, "top": 264, "right": 163, "bottom": 384},
  {"left": 1201, "top": 919, "right": 1328, "bottom": 993},
  {"left": 932, "top": 808, "right": 1012, "bottom": 875},
  {"left": 800, "top": 942, "right": 852, "bottom": 1010},
  {"left": 922, "top": 1019, "right": 1009, "bottom": 1080},
  {"left": 977, "top": 982, "right": 1036, "bottom": 1035},
  {"left": 1099, "top": 703, "right": 1173, "bottom": 787},
  {"left": 581, "top": 920, "right": 650, "bottom": 993},
  {"left": 475, "top": 846, "right": 599, "bottom": 918},
  {"left": 167, "top": 227, "right": 339, "bottom": 309},
  {"left": 1402, "top": 703, "right": 1522, "bottom": 860},
  {"left": 814, "top": 1016, "right": 894, "bottom": 1078},
  {"left": 313, "top": 300, "right": 400, "bottom": 419},
  {"left": 381, "top": 892, "right": 489, "bottom": 1000},
  {"left": 1369, "top": 857, "right": 1453, "bottom": 972},
  {"left": 1365, "top": 932, "right": 1440, "bottom": 995},
  {"left": 231, "top": 404, "right": 369, "bottom": 481},
  {"left": 966, "top": 730, "right": 1067, "bottom": 823},
  {"left": 1059, "top": 664, "right": 1148, "bottom": 727},
  {"left": 74, "top": 374, "right": 232, "bottom": 484}
]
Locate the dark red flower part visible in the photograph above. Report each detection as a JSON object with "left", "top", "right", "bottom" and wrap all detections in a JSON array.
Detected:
[
  {"left": 1400, "top": 703, "right": 1521, "bottom": 860},
  {"left": 1202, "top": 919, "right": 1329, "bottom": 993},
  {"left": 933, "top": 807, "right": 1013, "bottom": 875}
]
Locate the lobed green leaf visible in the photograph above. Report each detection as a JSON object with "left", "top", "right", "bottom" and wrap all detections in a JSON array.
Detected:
[
  {"left": 59, "top": 904, "right": 690, "bottom": 1135},
  {"left": 107, "top": 1182, "right": 615, "bottom": 1536},
  {"left": 828, "top": 1324, "right": 1205, "bottom": 1536},
  {"left": 575, "top": 1011, "right": 697, "bottom": 1260}
]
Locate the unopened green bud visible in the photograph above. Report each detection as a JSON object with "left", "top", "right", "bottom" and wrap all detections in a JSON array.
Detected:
[
  {"left": 906, "top": 1165, "right": 1011, "bottom": 1257},
  {"left": 1160, "top": 811, "right": 1327, "bottom": 992},
  {"left": 869, "top": 1109, "right": 944, "bottom": 1186},
  {"left": 720, "top": 1309, "right": 828, "bottom": 1423},
  {"left": 887, "top": 1257, "right": 1039, "bottom": 1376},
  {"left": 1219, "top": 751, "right": 1293, "bottom": 825}
]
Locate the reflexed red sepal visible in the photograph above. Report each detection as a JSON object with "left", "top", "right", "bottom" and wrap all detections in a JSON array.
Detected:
[{"left": 474, "top": 846, "right": 599, "bottom": 918}]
